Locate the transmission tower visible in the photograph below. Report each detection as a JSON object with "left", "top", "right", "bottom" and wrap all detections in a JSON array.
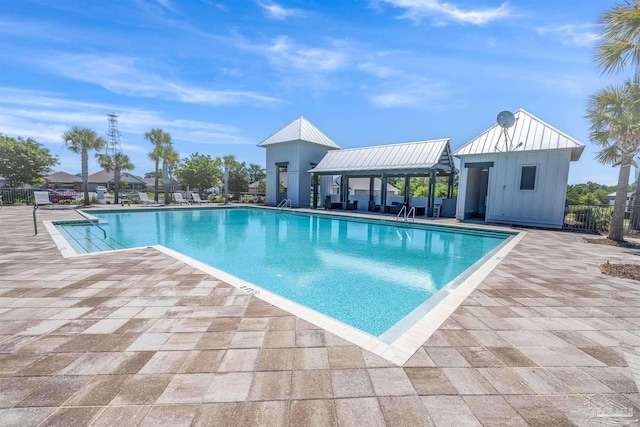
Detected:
[{"left": 105, "top": 113, "right": 122, "bottom": 156}]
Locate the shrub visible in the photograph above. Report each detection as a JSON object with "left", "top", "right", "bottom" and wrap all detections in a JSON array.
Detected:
[
  {"left": 574, "top": 206, "right": 611, "bottom": 230},
  {"left": 59, "top": 199, "right": 74, "bottom": 205}
]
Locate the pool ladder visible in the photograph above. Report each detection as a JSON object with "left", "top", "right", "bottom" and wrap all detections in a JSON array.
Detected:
[
  {"left": 73, "top": 208, "right": 108, "bottom": 239},
  {"left": 277, "top": 199, "right": 292, "bottom": 210},
  {"left": 396, "top": 206, "right": 416, "bottom": 222}
]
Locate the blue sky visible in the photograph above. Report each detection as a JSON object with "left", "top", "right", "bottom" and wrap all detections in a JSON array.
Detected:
[{"left": 0, "top": 0, "right": 627, "bottom": 184}]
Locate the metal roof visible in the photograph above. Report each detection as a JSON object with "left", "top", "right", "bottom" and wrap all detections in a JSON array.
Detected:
[
  {"left": 453, "top": 109, "right": 585, "bottom": 161},
  {"left": 257, "top": 116, "right": 341, "bottom": 149},
  {"left": 309, "top": 139, "right": 454, "bottom": 175}
]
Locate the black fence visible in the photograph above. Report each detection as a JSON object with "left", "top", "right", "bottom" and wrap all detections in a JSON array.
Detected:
[
  {"left": 564, "top": 203, "right": 640, "bottom": 235},
  {"left": 0, "top": 188, "right": 39, "bottom": 205}
]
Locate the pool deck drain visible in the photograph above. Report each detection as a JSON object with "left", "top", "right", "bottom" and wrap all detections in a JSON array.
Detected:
[{"left": 0, "top": 205, "right": 638, "bottom": 426}]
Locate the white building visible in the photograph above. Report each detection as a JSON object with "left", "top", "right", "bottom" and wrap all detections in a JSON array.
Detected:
[
  {"left": 453, "top": 109, "right": 584, "bottom": 229},
  {"left": 258, "top": 117, "right": 341, "bottom": 207}
]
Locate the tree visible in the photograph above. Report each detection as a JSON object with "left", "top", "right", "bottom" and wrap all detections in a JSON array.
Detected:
[
  {"left": 176, "top": 153, "right": 221, "bottom": 195},
  {"left": 62, "top": 127, "right": 106, "bottom": 205},
  {"left": 220, "top": 156, "right": 249, "bottom": 193},
  {"left": 586, "top": 80, "right": 640, "bottom": 241},
  {"left": 145, "top": 128, "right": 172, "bottom": 202},
  {"left": 595, "top": 0, "right": 640, "bottom": 78},
  {"left": 595, "top": 1, "right": 640, "bottom": 228},
  {"left": 248, "top": 163, "right": 266, "bottom": 184},
  {"left": 97, "top": 152, "right": 134, "bottom": 204},
  {"left": 0, "top": 134, "right": 58, "bottom": 187},
  {"left": 144, "top": 170, "right": 162, "bottom": 179},
  {"left": 161, "top": 145, "right": 180, "bottom": 205}
]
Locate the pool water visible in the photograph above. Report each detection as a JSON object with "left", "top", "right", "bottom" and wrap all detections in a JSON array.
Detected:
[{"left": 55, "top": 208, "right": 509, "bottom": 337}]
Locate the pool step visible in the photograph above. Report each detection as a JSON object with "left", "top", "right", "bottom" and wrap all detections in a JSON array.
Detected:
[{"left": 57, "top": 224, "right": 126, "bottom": 254}]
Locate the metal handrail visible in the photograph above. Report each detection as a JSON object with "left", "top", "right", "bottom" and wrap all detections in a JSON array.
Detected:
[
  {"left": 277, "top": 199, "right": 292, "bottom": 210},
  {"left": 73, "top": 208, "right": 107, "bottom": 239},
  {"left": 407, "top": 206, "right": 416, "bottom": 222},
  {"left": 396, "top": 205, "right": 407, "bottom": 222}
]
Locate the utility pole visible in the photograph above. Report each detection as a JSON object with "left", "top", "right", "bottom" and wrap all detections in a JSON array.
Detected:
[{"left": 105, "top": 114, "right": 123, "bottom": 203}]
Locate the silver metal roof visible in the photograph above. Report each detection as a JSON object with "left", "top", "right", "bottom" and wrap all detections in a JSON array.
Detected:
[
  {"left": 310, "top": 139, "right": 454, "bottom": 175},
  {"left": 257, "top": 116, "right": 341, "bottom": 149},
  {"left": 453, "top": 109, "right": 585, "bottom": 161}
]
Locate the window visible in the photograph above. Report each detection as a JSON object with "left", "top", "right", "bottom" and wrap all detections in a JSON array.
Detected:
[{"left": 520, "top": 165, "right": 537, "bottom": 191}]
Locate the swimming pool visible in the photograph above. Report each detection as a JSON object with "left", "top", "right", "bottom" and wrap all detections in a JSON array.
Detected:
[{"left": 53, "top": 208, "right": 512, "bottom": 340}]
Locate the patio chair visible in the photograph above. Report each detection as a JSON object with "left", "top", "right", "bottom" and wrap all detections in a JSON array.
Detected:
[
  {"left": 33, "top": 191, "right": 53, "bottom": 208},
  {"left": 433, "top": 198, "right": 443, "bottom": 218},
  {"left": 137, "top": 193, "right": 155, "bottom": 205},
  {"left": 191, "top": 193, "right": 209, "bottom": 204},
  {"left": 174, "top": 193, "right": 190, "bottom": 205}
]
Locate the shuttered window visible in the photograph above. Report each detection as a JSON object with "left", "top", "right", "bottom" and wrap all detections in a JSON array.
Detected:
[{"left": 520, "top": 165, "right": 537, "bottom": 190}]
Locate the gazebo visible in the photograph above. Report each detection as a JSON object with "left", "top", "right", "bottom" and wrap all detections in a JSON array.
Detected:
[{"left": 309, "top": 139, "right": 456, "bottom": 216}]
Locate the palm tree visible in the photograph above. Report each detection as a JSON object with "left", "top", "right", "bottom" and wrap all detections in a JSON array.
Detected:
[
  {"left": 97, "top": 152, "right": 134, "bottom": 204},
  {"left": 145, "top": 129, "right": 171, "bottom": 202},
  {"left": 595, "top": 0, "right": 640, "bottom": 78},
  {"left": 587, "top": 80, "right": 640, "bottom": 241},
  {"left": 162, "top": 145, "right": 180, "bottom": 205},
  {"left": 62, "top": 127, "right": 106, "bottom": 205},
  {"left": 595, "top": 1, "right": 640, "bottom": 228}
]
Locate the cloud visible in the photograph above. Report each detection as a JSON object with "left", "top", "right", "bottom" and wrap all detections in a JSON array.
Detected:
[
  {"left": 535, "top": 24, "right": 600, "bottom": 47},
  {"left": 257, "top": 1, "right": 305, "bottom": 20},
  {"left": 369, "top": 81, "right": 452, "bottom": 109},
  {"left": 267, "top": 36, "right": 349, "bottom": 71},
  {"left": 155, "top": 0, "right": 176, "bottom": 12},
  {"left": 379, "top": 0, "right": 512, "bottom": 25},
  {"left": 37, "top": 53, "right": 281, "bottom": 106},
  {"left": 0, "top": 87, "right": 252, "bottom": 147}
]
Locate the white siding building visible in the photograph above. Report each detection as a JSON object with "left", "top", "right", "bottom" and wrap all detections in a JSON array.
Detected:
[
  {"left": 258, "top": 117, "right": 341, "bottom": 207},
  {"left": 453, "top": 109, "right": 584, "bottom": 229}
]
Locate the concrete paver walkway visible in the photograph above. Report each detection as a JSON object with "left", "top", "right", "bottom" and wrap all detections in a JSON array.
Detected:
[{"left": 0, "top": 206, "right": 638, "bottom": 426}]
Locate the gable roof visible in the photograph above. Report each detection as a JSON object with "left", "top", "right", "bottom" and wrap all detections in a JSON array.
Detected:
[
  {"left": 88, "top": 170, "right": 146, "bottom": 184},
  {"left": 45, "top": 171, "right": 82, "bottom": 183},
  {"left": 310, "top": 139, "right": 454, "bottom": 175},
  {"left": 257, "top": 116, "right": 341, "bottom": 149},
  {"left": 453, "top": 109, "right": 585, "bottom": 161}
]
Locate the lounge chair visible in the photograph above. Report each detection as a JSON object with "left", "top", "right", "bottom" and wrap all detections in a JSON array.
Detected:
[
  {"left": 174, "top": 193, "right": 190, "bottom": 205},
  {"left": 191, "top": 193, "right": 209, "bottom": 204},
  {"left": 137, "top": 193, "right": 155, "bottom": 205},
  {"left": 33, "top": 191, "right": 53, "bottom": 208}
]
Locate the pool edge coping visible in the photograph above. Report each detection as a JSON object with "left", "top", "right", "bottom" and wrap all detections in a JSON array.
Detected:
[{"left": 43, "top": 210, "right": 525, "bottom": 366}]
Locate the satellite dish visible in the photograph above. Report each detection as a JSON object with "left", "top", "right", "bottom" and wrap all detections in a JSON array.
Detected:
[{"left": 497, "top": 111, "right": 516, "bottom": 128}]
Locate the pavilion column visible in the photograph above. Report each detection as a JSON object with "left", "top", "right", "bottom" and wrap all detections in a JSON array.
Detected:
[
  {"left": 448, "top": 173, "right": 454, "bottom": 198},
  {"left": 427, "top": 170, "right": 436, "bottom": 217},
  {"left": 369, "top": 177, "right": 375, "bottom": 202},
  {"left": 312, "top": 173, "right": 319, "bottom": 208},
  {"left": 380, "top": 174, "right": 388, "bottom": 212},
  {"left": 404, "top": 175, "right": 411, "bottom": 207},
  {"left": 341, "top": 174, "right": 348, "bottom": 206}
]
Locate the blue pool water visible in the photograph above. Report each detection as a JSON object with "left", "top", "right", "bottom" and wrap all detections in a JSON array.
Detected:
[{"left": 55, "top": 208, "right": 510, "bottom": 337}]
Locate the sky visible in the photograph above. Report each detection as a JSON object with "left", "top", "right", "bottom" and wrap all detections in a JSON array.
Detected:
[{"left": 0, "top": 0, "right": 630, "bottom": 185}]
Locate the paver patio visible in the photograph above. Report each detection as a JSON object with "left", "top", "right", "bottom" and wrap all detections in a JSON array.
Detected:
[{"left": 0, "top": 206, "right": 639, "bottom": 426}]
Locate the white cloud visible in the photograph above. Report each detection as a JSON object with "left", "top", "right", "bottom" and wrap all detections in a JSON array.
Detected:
[
  {"left": 267, "top": 36, "right": 349, "bottom": 71},
  {"left": 369, "top": 81, "right": 452, "bottom": 109},
  {"left": 155, "top": 0, "right": 177, "bottom": 12},
  {"left": 0, "top": 87, "right": 252, "bottom": 147},
  {"left": 535, "top": 24, "right": 600, "bottom": 47},
  {"left": 257, "top": 1, "right": 305, "bottom": 20},
  {"left": 36, "top": 53, "right": 281, "bottom": 107},
  {"left": 379, "top": 0, "right": 512, "bottom": 25}
]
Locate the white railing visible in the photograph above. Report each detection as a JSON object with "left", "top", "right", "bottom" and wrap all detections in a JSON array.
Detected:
[
  {"left": 277, "top": 199, "right": 292, "bottom": 210},
  {"left": 396, "top": 205, "right": 416, "bottom": 222}
]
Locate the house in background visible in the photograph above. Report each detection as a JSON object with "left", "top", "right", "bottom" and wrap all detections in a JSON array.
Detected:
[
  {"left": 258, "top": 117, "right": 341, "bottom": 207},
  {"left": 332, "top": 177, "right": 399, "bottom": 198},
  {"left": 453, "top": 109, "right": 584, "bottom": 229},
  {"left": 608, "top": 191, "right": 634, "bottom": 209},
  {"left": 44, "top": 171, "right": 82, "bottom": 190},
  {"left": 0, "top": 177, "right": 6, "bottom": 188},
  {"left": 87, "top": 170, "right": 147, "bottom": 191}
]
